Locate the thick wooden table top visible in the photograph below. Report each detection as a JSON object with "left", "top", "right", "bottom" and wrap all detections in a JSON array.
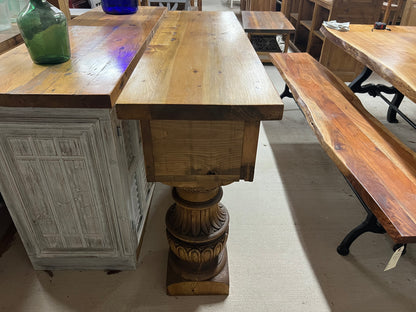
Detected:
[
  {"left": 0, "top": 24, "right": 23, "bottom": 55},
  {"left": 0, "top": 7, "right": 166, "bottom": 109},
  {"left": 241, "top": 11, "right": 295, "bottom": 33},
  {"left": 116, "top": 11, "right": 283, "bottom": 121},
  {"left": 321, "top": 24, "right": 416, "bottom": 104}
]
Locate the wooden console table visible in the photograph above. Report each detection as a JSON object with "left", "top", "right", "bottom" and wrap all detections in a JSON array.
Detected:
[
  {"left": 242, "top": 11, "right": 295, "bottom": 62},
  {"left": 0, "top": 7, "right": 166, "bottom": 270},
  {"left": 116, "top": 11, "right": 283, "bottom": 295}
]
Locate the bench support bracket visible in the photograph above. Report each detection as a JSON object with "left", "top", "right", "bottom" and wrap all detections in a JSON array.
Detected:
[
  {"left": 348, "top": 67, "right": 415, "bottom": 129},
  {"left": 337, "top": 209, "right": 386, "bottom": 256},
  {"left": 280, "top": 84, "right": 293, "bottom": 99},
  {"left": 337, "top": 178, "right": 387, "bottom": 255},
  {"left": 338, "top": 178, "right": 409, "bottom": 255}
]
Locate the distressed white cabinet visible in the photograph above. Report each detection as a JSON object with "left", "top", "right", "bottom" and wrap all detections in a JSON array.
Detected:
[{"left": 0, "top": 107, "right": 154, "bottom": 270}]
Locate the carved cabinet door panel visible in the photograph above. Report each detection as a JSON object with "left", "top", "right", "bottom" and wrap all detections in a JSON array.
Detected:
[
  {"left": 119, "top": 119, "right": 155, "bottom": 246},
  {"left": 0, "top": 119, "right": 120, "bottom": 265}
]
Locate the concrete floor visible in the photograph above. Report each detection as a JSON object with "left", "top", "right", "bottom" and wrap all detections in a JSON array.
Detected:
[{"left": 1, "top": 2, "right": 416, "bottom": 312}]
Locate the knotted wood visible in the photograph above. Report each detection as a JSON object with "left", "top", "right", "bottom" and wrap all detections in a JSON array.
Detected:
[{"left": 271, "top": 52, "right": 416, "bottom": 244}]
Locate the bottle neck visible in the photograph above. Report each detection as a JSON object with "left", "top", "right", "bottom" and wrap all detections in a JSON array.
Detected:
[{"left": 30, "top": 0, "right": 48, "bottom": 5}]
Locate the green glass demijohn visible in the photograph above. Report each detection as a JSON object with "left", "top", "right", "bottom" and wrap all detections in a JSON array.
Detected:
[{"left": 17, "top": 0, "right": 71, "bottom": 64}]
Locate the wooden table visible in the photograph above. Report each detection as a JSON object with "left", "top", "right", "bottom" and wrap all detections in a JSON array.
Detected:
[
  {"left": 116, "top": 11, "right": 283, "bottom": 295},
  {"left": 0, "top": 24, "right": 23, "bottom": 55},
  {"left": 242, "top": 11, "right": 295, "bottom": 62},
  {"left": 321, "top": 24, "right": 416, "bottom": 128},
  {"left": 0, "top": 7, "right": 166, "bottom": 270}
]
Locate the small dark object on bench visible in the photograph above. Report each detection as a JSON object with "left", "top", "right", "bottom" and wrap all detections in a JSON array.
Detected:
[{"left": 372, "top": 22, "right": 391, "bottom": 31}]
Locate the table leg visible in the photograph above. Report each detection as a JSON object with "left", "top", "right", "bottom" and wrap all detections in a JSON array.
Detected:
[
  {"left": 166, "top": 186, "right": 230, "bottom": 295},
  {"left": 283, "top": 33, "right": 290, "bottom": 53},
  {"left": 348, "top": 67, "right": 416, "bottom": 128}
]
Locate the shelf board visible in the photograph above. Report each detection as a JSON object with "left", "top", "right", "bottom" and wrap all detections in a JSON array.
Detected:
[
  {"left": 290, "top": 13, "right": 299, "bottom": 22},
  {"left": 315, "top": 0, "right": 333, "bottom": 10},
  {"left": 300, "top": 20, "right": 312, "bottom": 30},
  {"left": 313, "top": 29, "right": 325, "bottom": 40}
]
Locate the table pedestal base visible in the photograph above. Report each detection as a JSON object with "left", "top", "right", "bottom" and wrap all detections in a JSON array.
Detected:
[
  {"left": 165, "top": 186, "right": 230, "bottom": 296},
  {"left": 167, "top": 250, "right": 229, "bottom": 295}
]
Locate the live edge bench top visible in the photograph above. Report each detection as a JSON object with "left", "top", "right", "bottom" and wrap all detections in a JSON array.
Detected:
[
  {"left": 0, "top": 7, "right": 167, "bottom": 109},
  {"left": 116, "top": 11, "right": 283, "bottom": 121},
  {"left": 271, "top": 53, "right": 416, "bottom": 244}
]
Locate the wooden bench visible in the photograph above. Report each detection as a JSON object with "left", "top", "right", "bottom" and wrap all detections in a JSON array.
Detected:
[{"left": 270, "top": 53, "right": 416, "bottom": 255}]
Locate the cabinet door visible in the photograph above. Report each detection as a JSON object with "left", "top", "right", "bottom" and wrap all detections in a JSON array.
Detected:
[
  {"left": 120, "top": 119, "right": 154, "bottom": 245},
  {"left": 0, "top": 119, "right": 119, "bottom": 258}
]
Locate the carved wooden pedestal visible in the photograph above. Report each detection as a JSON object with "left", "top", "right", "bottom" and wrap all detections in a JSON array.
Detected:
[{"left": 166, "top": 186, "right": 229, "bottom": 295}]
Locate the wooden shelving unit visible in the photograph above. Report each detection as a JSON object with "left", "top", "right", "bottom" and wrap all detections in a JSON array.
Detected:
[
  {"left": 283, "top": 0, "right": 384, "bottom": 81},
  {"left": 241, "top": 0, "right": 277, "bottom": 11}
]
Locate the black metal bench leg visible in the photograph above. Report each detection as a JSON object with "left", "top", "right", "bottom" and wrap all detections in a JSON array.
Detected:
[
  {"left": 337, "top": 211, "right": 385, "bottom": 256},
  {"left": 280, "top": 84, "right": 293, "bottom": 99},
  {"left": 387, "top": 92, "right": 405, "bottom": 124},
  {"left": 348, "top": 67, "right": 373, "bottom": 93},
  {"left": 393, "top": 243, "right": 408, "bottom": 255},
  {"left": 338, "top": 177, "right": 387, "bottom": 256},
  {"left": 349, "top": 67, "right": 415, "bottom": 129}
]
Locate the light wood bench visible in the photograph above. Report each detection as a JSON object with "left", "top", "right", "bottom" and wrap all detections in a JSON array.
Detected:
[{"left": 271, "top": 52, "right": 416, "bottom": 255}]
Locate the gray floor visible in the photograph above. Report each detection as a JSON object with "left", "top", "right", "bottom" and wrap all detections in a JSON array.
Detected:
[{"left": 1, "top": 2, "right": 416, "bottom": 312}]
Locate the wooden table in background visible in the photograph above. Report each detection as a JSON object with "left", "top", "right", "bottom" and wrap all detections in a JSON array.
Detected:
[
  {"left": 116, "top": 11, "right": 283, "bottom": 295},
  {"left": 321, "top": 24, "right": 416, "bottom": 128},
  {"left": 0, "top": 24, "right": 23, "bottom": 55},
  {"left": 242, "top": 11, "right": 295, "bottom": 62}
]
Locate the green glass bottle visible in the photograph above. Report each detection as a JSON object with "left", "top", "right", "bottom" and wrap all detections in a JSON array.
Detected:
[{"left": 17, "top": 0, "right": 70, "bottom": 65}]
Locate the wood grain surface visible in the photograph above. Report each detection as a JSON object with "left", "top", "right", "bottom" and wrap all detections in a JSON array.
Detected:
[
  {"left": 116, "top": 11, "right": 283, "bottom": 121},
  {"left": 271, "top": 52, "right": 416, "bottom": 243},
  {"left": 241, "top": 11, "right": 295, "bottom": 33},
  {"left": 321, "top": 24, "right": 416, "bottom": 104},
  {"left": 0, "top": 7, "right": 166, "bottom": 109},
  {"left": 0, "top": 24, "right": 23, "bottom": 56}
]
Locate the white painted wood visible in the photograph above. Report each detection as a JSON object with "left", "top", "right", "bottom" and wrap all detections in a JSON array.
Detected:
[{"left": 0, "top": 107, "right": 154, "bottom": 270}]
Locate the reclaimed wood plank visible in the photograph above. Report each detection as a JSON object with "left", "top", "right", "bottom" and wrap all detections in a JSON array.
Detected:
[
  {"left": 116, "top": 11, "right": 283, "bottom": 121},
  {"left": 0, "top": 7, "right": 167, "bottom": 109}
]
